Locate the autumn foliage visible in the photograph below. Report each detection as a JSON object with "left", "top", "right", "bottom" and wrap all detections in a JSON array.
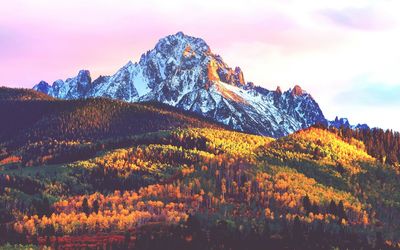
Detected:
[{"left": 1, "top": 95, "right": 399, "bottom": 248}]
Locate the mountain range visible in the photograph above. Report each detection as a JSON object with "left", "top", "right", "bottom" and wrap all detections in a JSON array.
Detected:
[
  {"left": 33, "top": 32, "right": 366, "bottom": 137},
  {"left": 328, "top": 116, "right": 369, "bottom": 130}
]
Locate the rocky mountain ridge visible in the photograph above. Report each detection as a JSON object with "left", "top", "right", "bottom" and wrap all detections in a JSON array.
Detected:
[{"left": 34, "top": 32, "right": 328, "bottom": 137}]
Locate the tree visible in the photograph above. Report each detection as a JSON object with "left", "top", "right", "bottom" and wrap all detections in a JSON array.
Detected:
[
  {"left": 328, "top": 200, "right": 337, "bottom": 216},
  {"left": 186, "top": 214, "right": 201, "bottom": 234},
  {"left": 388, "top": 151, "right": 398, "bottom": 165},
  {"left": 375, "top": 232, "right": 384, "bottom": 249},
  {"left": 45, "top": 235, "right": 51, "bottom": 247},
  {"left": 311, "top": 202, "right": 319, "bottom": 214},
  {"left": 262, "top": 219, "right": 271, "bottom": 240},
  {"left": 337, "top": 201, "right": 347, "bottom": 220},
  {"left": 54, "top": 236, "right": 59, "bottom": 250},
  {"left": 302, "top": 195, "right": 311, "bottom": 214},
  {"left": 93, "top": 200, "right": 99, "bottom": 214},
  {"left": 336, "top": 162, "right": 345, "bottom": 175},
  {"left": 292, "top": 216, "right": 303, "bottom": 249},
  {"left": 44, "top": 224, "right": 55, "bottom": 237},
  {"left": 31, "top": 235, "right": 39, "bottom": 245},
  {"left": 124, "top": 231, "right": 131, "bottom": 249},
  {"left": 82, "top": 198, "right": 90, "bottom": 216}
]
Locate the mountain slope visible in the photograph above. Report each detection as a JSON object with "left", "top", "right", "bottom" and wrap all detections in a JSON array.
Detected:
[
  {"left": 5, "top": 126, "right": 400, "bottom": 248},
  {"left": 0, "top": 91, "right": 227, "bottom": 167},
  {"left": 1, "top": 91, "right": 399, "bottom": 248},
  {"left": 0, "top": 87, "right": 55, "bottom": 101},
  {"left": 33, "top": 32, "right": 326, "bottom": 137},
  {"left": 0, "top": 88, "right": 224, "bottom": 140}
]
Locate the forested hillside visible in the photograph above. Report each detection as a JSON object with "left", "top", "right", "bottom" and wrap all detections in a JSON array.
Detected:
[
  {"left": 0, "top": 87, "right": 226, "bottom": 168},
  {"left": 1, "top": 89, "right": 400, "bottom": 249},
  {"left": 324, "top": 124, "right": 400, "bottom": 166},
  {"left": 0, "top": 87, "right": 55, "bottom": 101}
]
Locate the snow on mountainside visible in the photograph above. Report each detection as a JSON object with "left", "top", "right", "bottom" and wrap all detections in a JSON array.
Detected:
[{"left": 33, "top": 32, "right": 327, "bottom": 137}]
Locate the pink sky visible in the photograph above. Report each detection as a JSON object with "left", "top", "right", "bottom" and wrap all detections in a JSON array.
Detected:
[{"left": 1, "top": 0, "right": 400, "bottom": 130}]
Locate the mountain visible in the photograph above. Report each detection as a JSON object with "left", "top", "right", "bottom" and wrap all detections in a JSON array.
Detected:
[
  {"left": 328, "top": 116, "right": 369, "bottom": 130},
  {"left": 33, "top": 32, "right": 326, "bottom": 137}
]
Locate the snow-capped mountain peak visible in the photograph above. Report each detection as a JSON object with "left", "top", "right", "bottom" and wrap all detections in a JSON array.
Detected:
[{"left": 33, "top": 32, "right": 327, "bottom": 137}]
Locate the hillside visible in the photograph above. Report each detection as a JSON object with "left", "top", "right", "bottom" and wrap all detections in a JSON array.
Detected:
[
  {"left": 2, "top": 117, "right": 400, "bottom": 249},
  {"left": 325, "top": 124, "right": 400, "bottom": 166},
  {"left": 0, "top": 91, "right": 226, "bottom": 168},
  {"left": 0, "top": 87, "right": 55, "bottom": 101}
]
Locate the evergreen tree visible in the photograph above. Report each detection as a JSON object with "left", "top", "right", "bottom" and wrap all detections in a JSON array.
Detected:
[
  {"left": 124, "top": 231, "right": 131, "bottom": 249},
  {"left": 328, "top": 200, "right": 337, "bottom": 216},
  {"left": 302, "top": 195, "right": 312, "bottom": 214},
  {"left": 82, "top": 198, "right": 90, "bottom": 216},
  {"left": 375, "top": 232, "right": 384, "bottom": 249},
  {"left": 92, "top": 200, "right": 99, "bottom": 214},
  {"left": 45, "top": 235, "right": 51, "bottom": 247},
  {"left": 292, "top": 216, "right": 303, "bottom": 249},
  {"left": 312, "top": 202, "right": 319, "bottom": 214},
  {"left": 337, "top": 200, "right": 347, "bottom": 220}
]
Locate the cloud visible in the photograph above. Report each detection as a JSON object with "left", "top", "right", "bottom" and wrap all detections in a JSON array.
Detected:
[{"left": 318, "top": 6, "right": 395, "bottom": 31}]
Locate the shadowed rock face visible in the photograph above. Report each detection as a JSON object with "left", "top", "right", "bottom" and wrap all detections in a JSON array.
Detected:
[
  {"left": 33, "top": 32, "right": 327, "bottom": 137},
  {"left": 34, "top": 81, "right": 51, "bottom": 93}
]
